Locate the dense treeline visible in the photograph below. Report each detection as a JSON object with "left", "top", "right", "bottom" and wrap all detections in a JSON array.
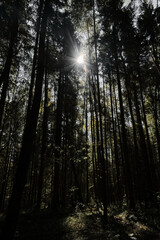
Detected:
[{"left": 0, "top": 0, "right": 160, "bottom": 239}]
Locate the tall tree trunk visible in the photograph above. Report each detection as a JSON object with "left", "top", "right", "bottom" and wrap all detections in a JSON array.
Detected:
[
  {"left": 36, "top": 56, "right": 48, "bottom": 210},
  {"left": 93, "top": 0, "right": 107, "bottom": 218},
  {"left": 108, "top": 73, "right": 121, "bottom": 202},
  {"left": 85, "top": 89, "right": 89, "bottom": 203},
  {"left": 153, "top": 86, "right": 160, "bottom": 162},
  {"left": 86, "top": 22, "right": 98, "bottom": 203},
  {"left": 89, "top": 83, "right": 97, "bottom": 201},
  {"left": 113, "top": 27, "right": 135, "bottom": 209},
  {"left": 52, "top": 72, "right": 63, "bottom": 211},
  {"left": 0, "top": 126, "right": 12, "bottom": 211},
  {"left": 112, "top": 82, "right": 125, "bottom": 199},
  {"left": 137, "top": 55, "right": 157, "bottom": 202},
  {"left": 26, "top": 0, "right": 44, "bottom": 115},
  {"left": 103, "top": 76, "right": 110, "bottom": 204},
  {"left": 133, "top": 86, "right": 152, "bottom": 205},
  {"left": 139, "top": 80, "right": 157, "bottom": 194},
  {"left": 1, "top": 1, "right": 49, "bottom": 239},
  {"left": 120, "top": 51, "right": 143, "bottom": 203},
  {"left": 61, "top": 116, "right": 68, "bottom": 208}
]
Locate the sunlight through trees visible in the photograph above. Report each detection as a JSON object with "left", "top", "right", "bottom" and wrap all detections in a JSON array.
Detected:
[{"left": 0, "top": 0, "right": 160, "bottom": 239}]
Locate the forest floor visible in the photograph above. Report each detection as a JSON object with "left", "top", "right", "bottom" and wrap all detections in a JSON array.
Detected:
[{"left": 0, "top": 205, "right": 160, "bottom": 239}]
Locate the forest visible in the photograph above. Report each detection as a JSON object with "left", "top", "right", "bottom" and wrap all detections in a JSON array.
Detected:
[{"left": 0, "top": 0, "right": 160, "bottom": 239}]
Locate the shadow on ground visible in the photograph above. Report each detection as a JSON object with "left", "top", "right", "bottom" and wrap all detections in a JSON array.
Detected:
[{"left": 1, "top": 207, "right": 160, "bottom": 240}]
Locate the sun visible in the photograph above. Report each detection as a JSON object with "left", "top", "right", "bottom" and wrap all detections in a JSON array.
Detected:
[{"left": 76, "top": 55, "right": 84, "bottom": 64}]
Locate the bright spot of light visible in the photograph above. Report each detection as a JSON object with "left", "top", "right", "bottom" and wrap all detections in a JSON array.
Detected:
[{"left": 77, "top": 55, "right": 84, "bottom": 64}]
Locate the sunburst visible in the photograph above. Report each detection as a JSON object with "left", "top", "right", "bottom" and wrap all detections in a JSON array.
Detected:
[{"left": 76, "top": 55, "right": 84, "bottom": 64}]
